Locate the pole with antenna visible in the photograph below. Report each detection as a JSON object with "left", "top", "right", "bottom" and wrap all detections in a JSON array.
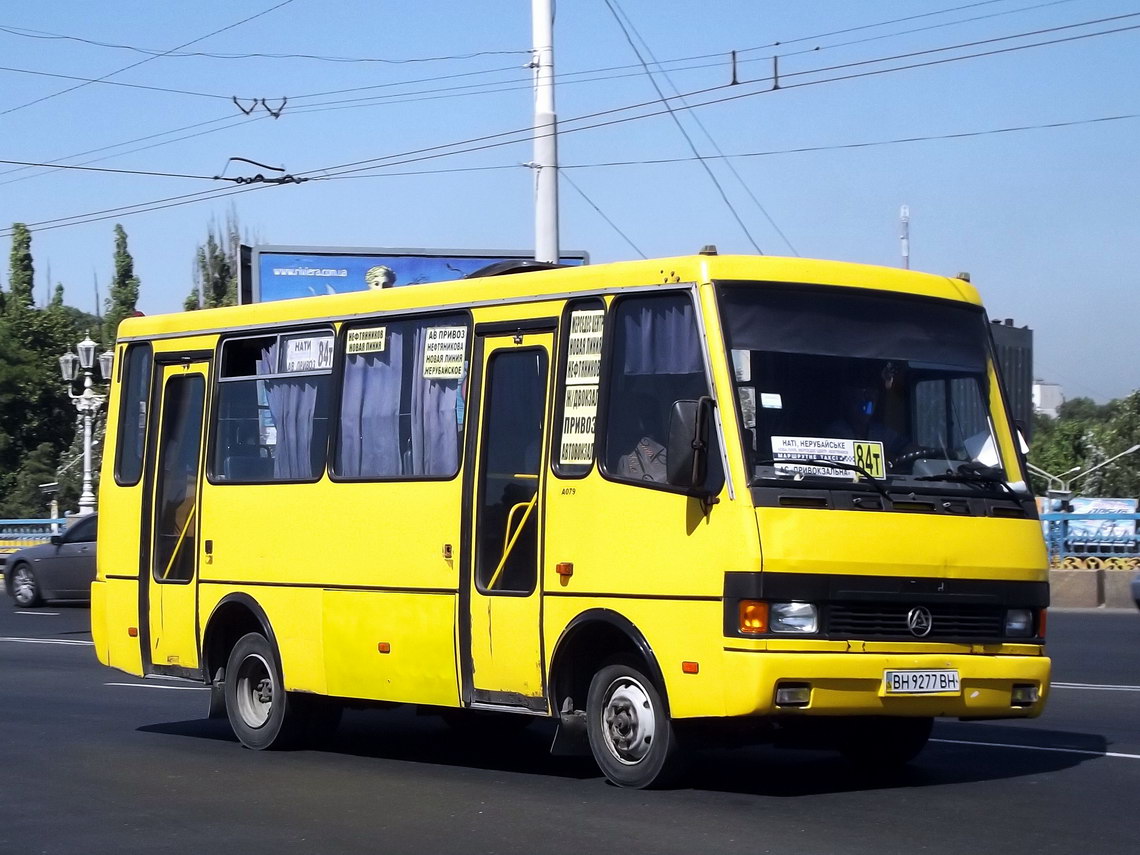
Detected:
[
  {"left": 532, "top": 0, "right": 560, "bottom": 263},
  {"left": 900, "top": 204, "right": 910, "bottom": 269}
]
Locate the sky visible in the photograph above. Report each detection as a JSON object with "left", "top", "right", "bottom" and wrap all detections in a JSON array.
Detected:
[{"left": 0, "top": 0, "right": 1136, "bottom": 401}]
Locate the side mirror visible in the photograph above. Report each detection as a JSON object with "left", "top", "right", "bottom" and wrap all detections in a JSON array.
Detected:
[
  {"left": 666, "top": 397, "right": 721, "bottom": 498},
  {"left": 50, "top": 535, "right": 63, "bottom": 546}
]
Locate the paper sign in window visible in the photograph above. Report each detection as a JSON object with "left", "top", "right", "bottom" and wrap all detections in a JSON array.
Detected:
[
  {"left": 422, "top": 326, "right": 467, "bottom": 379},
  {"left": 346, "top": 326, "right": 387, "bottom": 354},
  {"left": 560, "top": 309, "right": 604, "bottom": 465},
  {"left": 283, "top": 334, "right": 334, "bottom": 372}
]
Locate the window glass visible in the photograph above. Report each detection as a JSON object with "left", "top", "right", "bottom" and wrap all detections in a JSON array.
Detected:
[
  {"left": 554, "top": 300, "right": 605, "bottom": 476},
  {"left": 603, "top": 293, "right": 710, "bottom": 485},
  {"left": 717, "top": 284, "right": 1003, "bottom": 487},
  {"left": 66, "top": 515, "right": 98, "bottom": 543},
  {"left": 154, "top": 375, "right": 204, "bottom": 582},
  {"left": 214, "top": 330, "right": 333, "bottom": 482},
  {"left": 475, "top": 349, "right": 547, "bottom": 594},
  {"left": 114, "top": 344, "right": 152, "bottom": 485},
  {"left": 334, "top": 315, "right": 469, "bottom": 479}
]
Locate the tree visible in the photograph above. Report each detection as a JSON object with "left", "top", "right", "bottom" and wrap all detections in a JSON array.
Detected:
[
  {"left": 6, "top": 222, "right": 34, "bottom": 312},
  {"left": 186, "top": 210, "right": 248, "bottom": 311},
  {"left": 103, "top": 224, "right": 141, "bottom": 345}
]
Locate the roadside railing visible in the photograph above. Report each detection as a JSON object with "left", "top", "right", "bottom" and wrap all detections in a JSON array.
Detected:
[
  {"left": 1042, "top": 512, "right": 1140, "bottom": 570},
  {"left": 0, "top": 518, "right": 67, "bottom": 566}
]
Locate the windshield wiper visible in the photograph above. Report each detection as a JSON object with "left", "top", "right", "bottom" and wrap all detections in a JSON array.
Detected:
[
  {"left": 914, "top": 462, "right": 1019, "bottom": 500},
  {"left": 755, "top": 457, "right": 892, "bottom": 502}
]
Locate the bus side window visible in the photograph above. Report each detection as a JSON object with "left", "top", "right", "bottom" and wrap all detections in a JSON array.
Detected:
[
  {"left": 114, "top": 343, "right": 153, "bottom": 486},
  {"left": 213, "top": 330, "right": 333, "bottom": 483},
  {"left": 333, "top": 314, "right": 469, "bottom": 480},
  {"left": 602, "top": 293, "right": 710, "bottom": 486}
]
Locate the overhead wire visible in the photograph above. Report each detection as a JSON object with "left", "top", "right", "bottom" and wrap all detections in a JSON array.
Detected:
[
  {"left": 608, "top": 0, "right": 797, "bottom": 255},
  {"left": 559, "top": 171, "right": 647, "bottom": 259},
  {"left": 0, "top": 1, "right": 1108, "bottom": 189},
  {"left": 0, "top": 0, "right": 297, "bottom": 117},
  {"left": 5, "top": 17, "right": 1136, "bottom": 236}
]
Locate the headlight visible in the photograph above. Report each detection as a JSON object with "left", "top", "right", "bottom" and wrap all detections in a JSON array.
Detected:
[
  {"left": 1004, "top": 608, "right": 1034, "bottom": 637},
  {"left": 770, "top": 602, "right": 818, "bottom": 634}
]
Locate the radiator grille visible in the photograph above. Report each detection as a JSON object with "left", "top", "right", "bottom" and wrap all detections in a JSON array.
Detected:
[{"left": 826, "top": 603, "right": 1006, "bottom": 640}]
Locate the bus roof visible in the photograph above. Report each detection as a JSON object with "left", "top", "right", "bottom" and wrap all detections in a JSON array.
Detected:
[{"left": 116, "top": 254, "right": 981, "bottom": 342}]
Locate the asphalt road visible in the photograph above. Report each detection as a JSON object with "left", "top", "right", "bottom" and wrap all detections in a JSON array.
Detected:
[{"left": 2, "top": 604, "right": 1138, "bottom": 855}]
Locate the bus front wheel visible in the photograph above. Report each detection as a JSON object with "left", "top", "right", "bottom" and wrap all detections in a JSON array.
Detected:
[
  {"left": 586, "top": 658, "right": 682, "bottom": 789},
  {"left": 224, "top": 632, "right": 305, "bottom": 750}
]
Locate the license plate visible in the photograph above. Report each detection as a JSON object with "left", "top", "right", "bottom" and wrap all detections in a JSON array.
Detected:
[{"left": 883, "top": 669, "right": 961, "bottom": 695}]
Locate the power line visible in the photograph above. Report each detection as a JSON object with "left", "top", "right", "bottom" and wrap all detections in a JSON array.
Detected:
[
  {"left": 303, "top": 18, "right": 1140, "bottom": 183},
  {"left": 557, "top": 113, "right": 1140, "bottom": 168},
  {"left": 560, "top": 171, "right": 646, "bottom": 259},
  {"left": 0, "top": 157, "right": 219, "bottom": 180},
  {"left": 603, "top": 0, "right": 762, "bottom": 254},
  {"left": 0, "top": 0, "right": 297, "bottom": 117},
  {"left": 7, "top": 20, "right": 1136, "bottom": 237},
  {"left": 609, "top": 0, "right": 799, "bottom": 256},
  {"left": 0, "top": 63, "right": 237, "bottom": 101},
  {"left": 0, "top": 24, "right": 529, "bottom": 65}
]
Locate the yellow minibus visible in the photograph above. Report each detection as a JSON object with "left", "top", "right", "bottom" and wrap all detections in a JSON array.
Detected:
[{"left": 92, "top": 250, "right": 1049, "bottom": 788}]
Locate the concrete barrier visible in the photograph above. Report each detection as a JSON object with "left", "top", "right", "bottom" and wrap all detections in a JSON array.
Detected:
[{"left": 1050, "top": 568, "right": 1137, "bottom": 608}]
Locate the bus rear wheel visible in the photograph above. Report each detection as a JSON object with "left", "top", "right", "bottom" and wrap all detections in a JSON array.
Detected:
[
  {"left": 586, "top": 658, "right": 682, "bottom": 789},
  {"left": 224, "top": 632, "right": 307, "bottom": 750}
]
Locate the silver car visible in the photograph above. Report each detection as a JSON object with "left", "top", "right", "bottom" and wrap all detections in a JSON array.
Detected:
[{"left": 3, "top": 514, "right": 97, "bottom": 607}]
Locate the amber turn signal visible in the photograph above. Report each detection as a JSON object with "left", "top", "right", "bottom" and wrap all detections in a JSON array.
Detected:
[
  {"left": 739, "top": 600, "right": 768, "bottom": 634},
  {"left": 377, "top": 642, "right": 391, "bottom": 654},
  {"left": 127, "top": 626, "right": 138, "bottom": 638}
]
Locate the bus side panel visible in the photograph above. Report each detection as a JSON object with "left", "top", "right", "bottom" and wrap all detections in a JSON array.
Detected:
[
  {"left": 322, "top": 590, "right": 460, "bottom": 706},
  {"left": 544, "top": 597, "right": 728, "bottom": 719},
  {"left": 91, "top": 579, "right": 143, "bottom": 676},
  {"left": 198, "top": 584, "right": 327, "bottom": 693}
]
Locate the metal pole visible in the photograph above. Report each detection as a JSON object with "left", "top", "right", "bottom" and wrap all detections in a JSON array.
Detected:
[
  {"left": 532, "top": 0, "right": 559, "bottom": 263},
  {"left": 78, "top": 368, "right": 97, "bottom": 516},
  {"left": 899, "top": 205, "right": 910, "bottom": 269}
]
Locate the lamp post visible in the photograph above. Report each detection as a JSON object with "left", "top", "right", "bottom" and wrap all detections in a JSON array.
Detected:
[
  {"left": 1062, "top": 443, "right": 1140, "bottom": 492},
  {"left": 59, "top": 334, "right": 114, "bottom": 516},
  {"left": 1026, "top": 462, "right": 1080, "bottom": 492}
]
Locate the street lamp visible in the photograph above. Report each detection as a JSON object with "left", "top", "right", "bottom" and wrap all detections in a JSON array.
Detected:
[
  {"left": 1063, "top": 443, "right": 1140, "bottom": 492},
  {"left": 1026, "top": 462, "right": 1081, "bottom": 491},
  {"left": 59, "top": 334, "right": 114, "bottom": 516}
]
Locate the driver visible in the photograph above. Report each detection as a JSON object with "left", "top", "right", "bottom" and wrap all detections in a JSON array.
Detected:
[{"left": 827, "top": 364, "right": 910, "bottom": 460}]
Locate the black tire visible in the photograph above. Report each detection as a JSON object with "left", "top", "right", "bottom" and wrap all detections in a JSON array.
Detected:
[
  {"left": 837, "top": 716, "right": 933, "bottom": 768},
  {"left": 9, "top": 562, "right": 42, "bottom": 608},
  {"left": 223, "top": 632, "right": 308, "bottom": 750},
  {"left": 586, "top": 657, "right": 683, "bottom": 789}
]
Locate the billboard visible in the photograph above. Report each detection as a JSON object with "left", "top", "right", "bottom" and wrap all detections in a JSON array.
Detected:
[{"left": 242, "top": 245, "right": 589, "bottom": 304}]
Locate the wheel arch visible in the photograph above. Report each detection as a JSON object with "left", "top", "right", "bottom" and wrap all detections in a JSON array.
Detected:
[
  {"left": 547, "top": 609, "right": 670, "bottom": 716},
  {"left": 201, "top": 593, "right": 279, "bottom": 685}
]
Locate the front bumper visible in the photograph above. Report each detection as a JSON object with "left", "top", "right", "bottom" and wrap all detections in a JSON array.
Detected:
[{"left": 721, "top": 648, "right": 1050, "bottom": 719}]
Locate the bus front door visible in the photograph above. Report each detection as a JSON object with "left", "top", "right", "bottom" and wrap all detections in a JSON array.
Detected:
[
  {"left": 464, "top": 331, "right": 552, "bottom": 709},
  {"left": 145, "top": 361, "right": 208, "bottom": 672}
]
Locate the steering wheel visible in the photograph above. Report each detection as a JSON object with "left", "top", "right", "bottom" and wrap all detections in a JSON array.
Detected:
[{"left": 888, "top": 446, "right": 946, "bottom": 470}]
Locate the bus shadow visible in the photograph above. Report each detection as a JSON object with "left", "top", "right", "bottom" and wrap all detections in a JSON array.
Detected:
[
  {"left": 139, "top": 713, "right": 1108, "bottom": 793},
  {"left": 687, "top": 722, "right": 1105, "bottom": 797}
]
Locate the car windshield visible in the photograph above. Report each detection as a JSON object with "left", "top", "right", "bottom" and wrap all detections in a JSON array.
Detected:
[{"left": 716, "top": 282, "right": 1009, "bottom": 491}]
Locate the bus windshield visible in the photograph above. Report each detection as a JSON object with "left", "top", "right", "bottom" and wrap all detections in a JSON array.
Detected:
[{"left": 717, "top": 282, "right": 1008, "bottom": 490}]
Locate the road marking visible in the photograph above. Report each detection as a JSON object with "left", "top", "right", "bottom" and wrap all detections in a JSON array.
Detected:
[
  {"left": 1052, "top": 682, "right": 1140, "bottom": 692},
  {"left": 933, "top": 738, "right": 1140, "bottom": 760},
  {"left": 15, "top": 611, "right": 60, "bottom": 616},
  {"left": 105, "top": 682, "right": 209, "bottom": 692},
  {"left": 0, "top": 636, "right": 93, "bottom": 646}
]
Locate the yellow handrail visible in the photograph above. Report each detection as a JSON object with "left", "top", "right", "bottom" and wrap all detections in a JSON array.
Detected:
[
  {"left": 486, "top": 496, "right": 537, "bottom": 590},
  {"left": 160, "top": 503, "right": 197, "bottom": 580}
]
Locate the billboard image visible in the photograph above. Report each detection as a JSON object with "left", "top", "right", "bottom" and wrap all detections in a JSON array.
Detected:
[{"left": 244, "top": 245, "right": 588, "bottom": 304}]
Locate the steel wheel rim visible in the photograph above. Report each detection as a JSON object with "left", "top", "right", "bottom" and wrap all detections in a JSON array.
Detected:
[
  {"left": 12, "top": 567, "right": 35, "bottom": 605},
  {"left": 600, "top": 675, "right": 656, "bottom": 765},
  {"left": 234, "top": 653, "right": 274, "bottom": 729}
]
